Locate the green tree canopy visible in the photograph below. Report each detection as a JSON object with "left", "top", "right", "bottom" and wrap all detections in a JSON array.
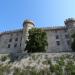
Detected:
[
  {"left": 25, "top": 28, "right": 48, "bottom": 53},
  {"left": 71, "top": 33, "right": 75, "bottom": 51}
]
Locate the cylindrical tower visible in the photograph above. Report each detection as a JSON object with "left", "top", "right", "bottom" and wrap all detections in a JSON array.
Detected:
[
  {"left": 21, "top": 19, "right": 35, "bottom": 51},
  {"left": 64, "top": 18, "right": 75, "bottom": 35}
]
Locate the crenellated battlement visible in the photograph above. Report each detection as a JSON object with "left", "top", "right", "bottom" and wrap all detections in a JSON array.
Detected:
[
  {"left": 64, "top": 18, "right": 75, "bottom": 24},
  {"left": 64, "top": 18, "right": 75, "bottom": 27}
]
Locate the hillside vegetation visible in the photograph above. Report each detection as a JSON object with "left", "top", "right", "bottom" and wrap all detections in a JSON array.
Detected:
[{"left": 0, "top": 53, "right": 75, "bottom": 75}]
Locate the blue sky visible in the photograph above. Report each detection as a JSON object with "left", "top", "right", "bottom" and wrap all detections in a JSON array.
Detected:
[{"left": 0, "top": 0, "right": 75, "bottom": 32}]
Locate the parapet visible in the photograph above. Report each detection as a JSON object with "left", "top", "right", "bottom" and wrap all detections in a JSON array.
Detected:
[
  {"left": 23, "top": 19, "right": 35, "bottom": 27},
  {"left": 64, "top": 18, "right": 75, "bottom": 25}
]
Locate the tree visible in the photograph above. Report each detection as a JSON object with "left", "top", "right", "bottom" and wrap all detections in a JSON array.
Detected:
[
  {"left": 71, "top": 33, "right": 75, "bottom": 51},
  {"left": 25, "top": 28, "right": 48, "bottom": 53}
]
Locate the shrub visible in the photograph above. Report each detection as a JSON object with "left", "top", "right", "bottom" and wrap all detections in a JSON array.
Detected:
[
  {"left": 8, "top": 52, "right": 18, "bottom": 62},
  {"left": 0, "top": 56, "right": 7, "bottom": 62},
  {"left": 25, "top": 28, "right": 48, "bottom": 53},
  {"left": 0, "top": 64, "right": 11, "bottom": 75},
  {"left": 13, "top": 68, "right": 22, "bottom": 75}
]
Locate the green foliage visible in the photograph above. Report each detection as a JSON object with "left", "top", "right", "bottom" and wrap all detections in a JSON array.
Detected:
[
  {"left": 54, "top": 64, "right": 63, "bottom": 75},
  {"left": 65, "top": 60, "right": 75, "bottom": 75},
  {"left": 0, "top": 64, "right": 11, "bottom": 75},
  {"left": 8, "top": 52, "right": 18, "bottom": 62},
  {"left": 47, "top": 59, "right": 51, "bottom": 64},
  {"left": 25, "top": 28, "right": 48, "bottom": 53},
  {"left": 0, "top": 65, "right": 4, "bottom": 75},
  {"left": 50, "top": 63, "right": 64, "bottom": 75},
  {"left": 71, "top": 41, "right": 75, "bottom": 51},
  {"left": 50, "top": 64, "right": 55, "bottom": 73},
  {"left": 71, "top": 33, "right": 75, "bottom": 51},
  {"left": 0, "top": 54, "right": 75, "bottom": 75},
  {"left": 13, "top": 68, "right": 23, "bottom": 75},
  {"left": 0, "top": 56, "right": 7, "bottom": 62},
  {"left": 42, "top": 60, "right": 48, "bottom": 65},
  {"left": 30, "top": 70, "right": 37, "bottom": 75},
  {"left": 31, "top": 54, "right": 37, "bottom": 60},
  {"left": 56, "top": 58, "right": 65, "bottom": 66}
]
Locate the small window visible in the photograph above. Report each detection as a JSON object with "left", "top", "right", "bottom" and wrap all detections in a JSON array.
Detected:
[
  {"left": 64, "top": 30, "right": 67, "bottom": 32},
  {"left": 15, "top": 38, "right": 18, "bottom": 41},
  {"left": 14, "top": 44, "right": 17, "bottom": 47},
  {"left": 56, "top": 35, "right": 59, "bottom": 39},
  {"left": 8, "top": 44, "right": 10, "bottom": 48},
  {"left": 10, "top": 34, "right": 13, "bottom": 36},
  {"left": 16, "top": 33, "right": 18, "bottom": 36},
  {"left": 21, "top": 37, "right": 22, "bottom": 40},
  {"left": 9, "top": 39, "right": 12, "bottom": 42},
  {"left": 67, "top": 40, "right": 70, "bottom": 45},
  {"left": 56, "top": 41, "right": 60, "bottom": 45},
  {"left": 65, "top": 34, "right": 69, "bottom": 38},
  {"left": 20, "top": 43, "right": 21, "bottom": 47}
]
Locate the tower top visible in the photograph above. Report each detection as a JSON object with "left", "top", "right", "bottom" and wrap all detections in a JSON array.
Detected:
[
  {"left": 23, "top": 19, "right": 35, "bottom": 27},
  {"left": 64, "top": 18, "right": 75, "bottom": 27},
  {"left": 64, "top": 18, "right": 75, "bottom": 25}
]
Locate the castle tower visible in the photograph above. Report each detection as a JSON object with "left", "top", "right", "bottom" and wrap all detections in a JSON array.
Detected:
[
  {"left": 64, "top": 18, "right": 75, "bottom": 51},
  {"left": 21, "top": 19, "right": 35, "bottom": 51},
  {"left": 64, "top": 18, "right": 75, "bottom": 35},
  {"left": 64, "top": 18, "right": 75, "bottom": 28}
]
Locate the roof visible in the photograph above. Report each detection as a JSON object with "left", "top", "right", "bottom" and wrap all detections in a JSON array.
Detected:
[
  {"left": 39, "top": 26, "right": 67, "bottom": 31},
  {"left": 0, "top": 26, "right": 67, "bottom": 36},
  {"left": 23, "top": 19, "right": 35, "bottom": 26},
  {"left": 0, "top": 29, "right": 23, "bottom": 36}
]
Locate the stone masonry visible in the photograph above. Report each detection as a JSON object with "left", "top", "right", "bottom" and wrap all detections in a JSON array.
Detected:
[{"left": 0, "top": 18, "right": 75, "bottom": 54}]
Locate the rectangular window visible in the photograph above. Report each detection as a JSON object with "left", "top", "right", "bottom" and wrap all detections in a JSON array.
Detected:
[
  {"left": 9, "top": 38, "right": 12, "bottom": 42},
  {"left": 67, "top": 40, "right": 70, "bottom": 45},
  {"left": 8, "top": 44, "right": 10, "bottom": 48},
  {"left": 15, "top": 38, "right": 18, "bottom": 41},
  {"left": 56, "top": 41, "right": 60, "bottom": 45},
  {"left": 65, "top": 34, "right": 69, "bottom": 38},
  {"left": 56, "top": 35, "right": 59, "bottom": 39},
  {"left": 20, "top": 43, "right": 21, "bottom": 47},
  {"left": 14, "top": 43, "right": 17, "bottom": 47},
  {"left": 21, "top": 37, "right": 22, "bottom": 40}
]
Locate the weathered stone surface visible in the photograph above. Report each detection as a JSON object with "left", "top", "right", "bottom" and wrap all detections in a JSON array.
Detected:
[{"left": 0, "top": 18, "right": 75, "bottom": 53}]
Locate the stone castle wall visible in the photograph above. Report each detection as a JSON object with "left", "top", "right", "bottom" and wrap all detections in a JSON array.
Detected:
[
  {"left": 0, "top": 30, "right": 23, "bottom": 53},
  {"left": 0, "top": 18, "right": 75, "bottom": 54}
]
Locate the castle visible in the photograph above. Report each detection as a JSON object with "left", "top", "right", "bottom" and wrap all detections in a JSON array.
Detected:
[{"left": 0, "top": 18, "right": 75, "bottom": 54}]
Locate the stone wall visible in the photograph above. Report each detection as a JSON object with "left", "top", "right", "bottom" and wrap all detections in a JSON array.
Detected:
[
  {"left": 0, "top": 18, "right": 75, "bottom": 53},
  {"left": 0, "top": 30, "right": 23, "bottom": 54},
  {"left": 46, "top": 28, "right": 71, "bottom": 52}
]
